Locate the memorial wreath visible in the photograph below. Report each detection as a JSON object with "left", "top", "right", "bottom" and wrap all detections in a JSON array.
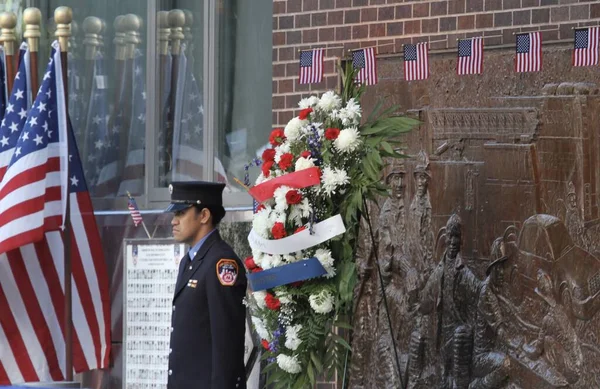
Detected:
[{"left": 244, "top": 64, "right": 418, "bottom": 388}]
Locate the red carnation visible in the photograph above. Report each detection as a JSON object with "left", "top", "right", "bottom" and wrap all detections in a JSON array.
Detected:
[
  {"left": 278, "top": 153, "right": 294, "bottom": 171},
  {"left": 261, "top": 339, "right": 270, "bottom": 350},
  {"left": 251, "top": 267, "right": 263, "bottom": 273},
  {"left": 325, "top": 127, "right": 340, "bottom": 140},
  {"left": 298, "top": 107, "right": 313, "bottom": 120},
  {"left": 269, "top": 128, "right": 286, "bottom": 146},
  {"left": 300, "top": 150, "right": 311, "bottom": 159},
  {"left": 265, "top": 293, "right": 281, "bottom": 310},
  {"left": 256, "top": 204, "right": 266, "bottom": 212},
  {"left": 262, "top": 161, "right": 274, "bottom": 177},
  {"left": 271, "top": 222, "right": 287, "bottom": 239},
  {"left": 286, "top": 190, "right": 303, "bottom": 205},
  {"left": 244, "top": 256, "right": 257, "bottom": 270},
  {"left": 262, "top": 148, "right": 276, "bottom": 162},
  {"left": 294, "top": 226, "right": 307, "bottom": 234}
]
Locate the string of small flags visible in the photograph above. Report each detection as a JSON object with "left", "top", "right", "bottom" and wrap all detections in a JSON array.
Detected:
[{"left": 296, "top": 26, "right": 600, "bottom": 86}]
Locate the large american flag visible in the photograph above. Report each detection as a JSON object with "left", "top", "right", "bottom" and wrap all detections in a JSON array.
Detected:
[
  {"left": 515, "top": 32, "right": 541, "bottom": 73},
  {"left": 298, "top": 48, "right": 324, "bottom": 85},
  {"left": 404, "top": 43, "right": 429, "bottom": 81},
  {"left": 0, "top": 41, "right": 110, "bottom": 384},
  {"left": 352, "top": 48, "right": 377, "bottom": 85},
  {"left": 573, "top": 27, "right": 599, "bottom": 67},
  {"left": 457, "top": 37, "right": 483, "bottom": 75}
]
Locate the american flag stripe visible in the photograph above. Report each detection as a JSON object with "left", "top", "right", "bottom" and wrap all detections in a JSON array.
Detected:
[
  {"left": 298, "top": 48, "right": 324, "bottom": 84},
  {"left": 352, "top": 48, "right": 377, "bottom": 85},
  {"left": 516, "top": 32, "right": 542, "bottom": 73},
  {"left": 573, "top": 27, "right": 599, "bottom": 67},
  {"left": 404, "top": 43, "right": 429, "bottom": 81},
  {"left": 457, "top": 38, "right": 483, "bottom": 75}
]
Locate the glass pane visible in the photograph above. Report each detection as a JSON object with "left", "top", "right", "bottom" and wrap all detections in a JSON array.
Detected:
[
  {"left": 155, "top": 1, "right": 204, "bottom": 188},
  {"left": 217, "top": 0, "right": 272, "bottom": 191},
  {"left": 38, "top": 1, "right": 148, "bottom": 202}
]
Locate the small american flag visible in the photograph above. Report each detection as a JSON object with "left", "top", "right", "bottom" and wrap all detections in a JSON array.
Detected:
[
  {"left": 404, "top": 43, "right": 429, "bottom": 81},
  {"left": 127, "top": 193, "right": 143, "bottom": 226},
  {"left": 352, "top": 48, "right": 377, "bottom": 85},
  {"left": 516, "top": 32, "right": 542, "bottom": 73},
  {"left": 457, "top": 38, "right": 483, "bottom": 75},
  {"left": 298, "top": 48, "right": 324, "bottom": 84},
  {"left": 573, "top": 27, "right": 599, "bottom": 67}
]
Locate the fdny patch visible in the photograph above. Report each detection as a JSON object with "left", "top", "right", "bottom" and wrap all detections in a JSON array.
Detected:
[{"left": 216, "top": 259, "right": 238, "bottom": 286}]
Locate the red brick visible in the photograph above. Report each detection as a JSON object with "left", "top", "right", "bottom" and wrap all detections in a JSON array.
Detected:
[
  {"left": 324, "top": 59, "right": 335, "bottom": 74},
  {"left": 395, "top": 5, "right": 412, "bottom": 19},
  {"left": 272, "top": 111, "right": 278, "bottom": 126},
  {"left": 387, "top": 21, "right": 404, "bottom": 36},
  {"left": 394, "top": 37, "right": 412, "bottom": 53},
  {"left": 484, "top": 0, "right": 502, "bottom": 11},
  {"left": 448, "top": 0, "right": 466, "bottom": 14},
  {"left": 279, "top": 47, "right": 294, "bottom": 61},
  {"left": 336, "top": 0, "right": 351, "bottom": 7},
  {"left": 494, "top": 12, "right": 512, "bottom": 27},
  {"left": 378, "top": 6, "right": 395, "bottom": 21},
  {"left": 430, "top": 37, "right": 449, "bottom": 50},
  {"left": 466, "top": 0, "right": 483, "bottom": 12},
  {"left": 369, "top": 24, "right": 386, "bottom": 38},
  {"left": 370, "top": 0, "right": 386, "bottom": 5},
  {"left": 440, "top": 16, "right": 457, "bottom": 32},
  {"left": 279, "top": 110, "right": 294, "bottom": 125},
  {"left": 273, "top": 17, "right": 278, "bottom": 30},
  {"left": 285, "top": 62, "right": 297, "bottom": 77},
  {"left": 570, "top": 4, "right": 590, "bottom": 20},
  {"left": 320, "top": 0, "right": 335, "bottom": 10},
  {"left": 359, "top": 40, "right": 377, "bottom": 48},
  {"left": 502, "top": 27, "right": 520, "bottom": 43},
  {"left": 361, "top": 8, "right": 377, "bottom": 22},
  {"left": 303, "top": 29, "right": 318, "bottom": 43},
  {"left": 344, "top": 9, "right": 360, "bottom": 24},
  {"left": 541, "top": 0, "right": 558, "bottom": 5},
  {"left": 272, "top": 48, "right": 278, "bottom": 61},
  {"left": 286, "top": 30, "right": 301, "bottom": 44},
  {"left": 287, "top": 0, "right": 301, "bottom": 13},
  {"left": 483, "top": 29, "right": 502, "bottom": 36},
  {"left": 352, "top": 0, "right": 368, "bottom": 6},
  {"left": 514, "top": 10, "right": 531, "bottom": 25},
  {"left": 319, "top": 27, "right": 335, "bottom": 41},
  {"left": 303, "top": 0, "right": 319, "bottom": 11},
  {"left": 532, "top": 8, "right": 550, "bottom": 24},
  {"left": 312, "top": 12, "right": 327, "bottom": 27},
  {"left": 404, "top": 20, "right": 421, "bottom": 34},
  {"left": 279, "top": 15, "right": 294, "bottom": 29},
  {"left": 328, "top": 11, "right": 343, "bottom": 25},
  {"left": 559, "top": 22, "right": 578, "bottom": 40},
  {"left": 431, "top": 1, "right": 447, "bottom": 16},
  {"left": 592, "top": 4, "right": 600, "bottom": 18},
  {"left": 458, "top": 15, "right": 475, "bottom": 29},
  {"left": 295, "top": 14, "right": 310, "bottom": 28},
  {"left": 279, "top": 79, "right": 294, "bottom": 93},
  {"left": 335, "top": 26, "right": 352, "bottom": 41},
  {"left": 503, "top": 0, "right": 520, "bottom": 9},
  {"left": 550, "top": 6, "right": 569, "bottom": 22},
  {"left": 476, "top": 13, "right": 494, "bottom": 28},
  {"left": 522, "top": 0, "right": 539, "bottom": 6},
  {"left": 352, "top": 24, "right": 368, "bottom": 39},
  {"left": 540, "top": 29, "right": 559, "bottom": 41},
  {"left": 273, "top": 1, "right": 286, "bottom": 15},
  {"left": 422, "top": 18, "right": 439, "bottom": 33},
  {"left": 413, "top": 3, "right": 429, "bottom": 17},
  {"left": 484, "top": 36, "right": 502, "bottom": 46},
  {"left": 273, "top": 64, "right": 285, "bottom": 78},
  {"left": 283, "top": 95, "right": 296, "bottom": 109},
  {"left": 273, "top": 31, "right": 285, "bottom": 46}
]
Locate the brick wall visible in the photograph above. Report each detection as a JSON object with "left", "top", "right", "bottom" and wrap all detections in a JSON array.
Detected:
[{"left": 272, "top": 0, "right": 600, "bottom": 127}]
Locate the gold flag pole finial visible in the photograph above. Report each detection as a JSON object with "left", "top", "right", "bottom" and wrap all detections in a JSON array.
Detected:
[
  {"left": 23, "top": 8, "right": 41, "bottom": 53},
  {"left": 123, "top": 13, "right": 142, "bottom": 60},
  {"left": 54, "top": 6, "right": 73, "bottom": 53},
  {"left": 113, "top": 15, "right": 126, "bottom": 60},
  {"left": 157, "top": 11, "right": 170, "bottom": 56},
  {"left": 82, "top": 16, "right": 102, "bottom": 60},
  {"left": 0, "top": 12, "right": 17, "bottom": 56},
  {"left": 168, "top": 9, "right": 185, "bottom": 56}
]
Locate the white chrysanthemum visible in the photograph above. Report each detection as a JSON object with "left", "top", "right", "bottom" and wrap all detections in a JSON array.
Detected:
[
  {"left": 284, "top": 117, "right": 305, "bottom": 142},
  {"left": 276, "top": 354, "right": 302, "bottom": 374},
  {"left": 334, "top": 127, "right": 362, "bottom": 153},
  {"left": 294, "top": 156, "right": 315, "bottom": 171},
  {"left": 314, "top": 248, "right": 336, "bottom": 278},
  {"left": 283, "top": 254, "right": 299, "bottom": 264},
  {"left": 317, "top": 91, "right": 342, "bottom": 112},
  {"left": 253, "top": 291, "right": 267, "bottom": 310},
  {"left": 270, "top": 254, "right": 283, "bottom": 268},
  {"left": 309, "top": 289, "right": 335, "bottom": 314},
  {"left": 341, "top": 98, "right": 362, "bottom": 125},
  {"left": 251, "top": 316, "right": 271, "bottom": 340},
  {"left": 252, "top": 208, "right": 272, "bottom": 238},
  {"left": 289, "top": 197, "right": 311, "bottom": 226},
  {"left": 298, "top": 95, "right": 319, "bottom": 109},
  {"left": 275, "top": 288, "right": 294, "bottom": 305},
  {"left": 273, "top": 186, "right": 291, "bottom": 213},
  {"left": 321, "top": 166, "right": 350, "bottom": 195},
  {"left": 284, "top": 324, "right": 303, "bottom": 351}
]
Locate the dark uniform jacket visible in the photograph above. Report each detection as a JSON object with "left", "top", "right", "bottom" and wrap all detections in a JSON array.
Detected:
[{"left": 168, "top": 231, "right": 247, "bottom": 389}]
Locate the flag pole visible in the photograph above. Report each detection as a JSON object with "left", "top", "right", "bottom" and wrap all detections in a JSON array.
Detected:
[
  {"left": 55, "top": 6, "right": 74, "bottom": 382},
  {"left": 0, "top": 12, "right": 17, "bottom": 93},
  {"left": 126, "top": 191, "right": 152, "bottom": 239},
  {"left": 166, "top": 10, "right": 185, "bottom": 178},
  {"left": 24, "top": 8, "right": 41, "bottom": 99}
]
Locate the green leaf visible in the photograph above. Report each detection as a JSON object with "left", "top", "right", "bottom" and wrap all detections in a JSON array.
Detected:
[
  {"left": 307, "top": 362, "right": 315, "bottom": 385},
  {"left": 310, "top": 351, "right": 323, "bottom": 373},
  {"left": 334, "top": 320, "right": 353, "bottom": 330},
  {"left": 380, "top": 141, "right": 394, "bottom": 155},
  {"left": 332, "top": 333, "right": 353, "bottom": 351}
]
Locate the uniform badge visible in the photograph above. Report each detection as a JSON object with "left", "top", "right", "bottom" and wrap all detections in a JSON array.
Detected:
[
  {"left": 187, "top": 279, "right": 198, "bottom": 288},
  {"left": 216, "top": 259, "right": 238, "bottom": 286}
]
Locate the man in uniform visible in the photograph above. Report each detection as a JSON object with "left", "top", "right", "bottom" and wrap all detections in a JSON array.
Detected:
[{"left": 166, "top": 181, "right": 247, "bottom": 389}]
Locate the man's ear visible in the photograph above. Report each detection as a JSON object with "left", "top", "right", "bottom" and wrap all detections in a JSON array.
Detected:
[{"left": 199, "top": 208, "right": 212, "bottom": 224}]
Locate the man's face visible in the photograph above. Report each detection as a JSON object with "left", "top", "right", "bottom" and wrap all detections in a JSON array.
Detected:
[
  {"left": 389, "top": 174, "right": 405, "bottom": 198},
  {"left": 171, "top": 206, "right": 204, "bottom": 245},
  {"left": 447, "top": 234, "right": 460, "bottom": 259},
  {"left": 568, "top": 193, "right": 577, "bottom": 209},
  {"left": 492, "top": 263, "right": 505, "bottom": 286},
  {"left": 415, "top": 173, "right": 429, "bottom": 196}
]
